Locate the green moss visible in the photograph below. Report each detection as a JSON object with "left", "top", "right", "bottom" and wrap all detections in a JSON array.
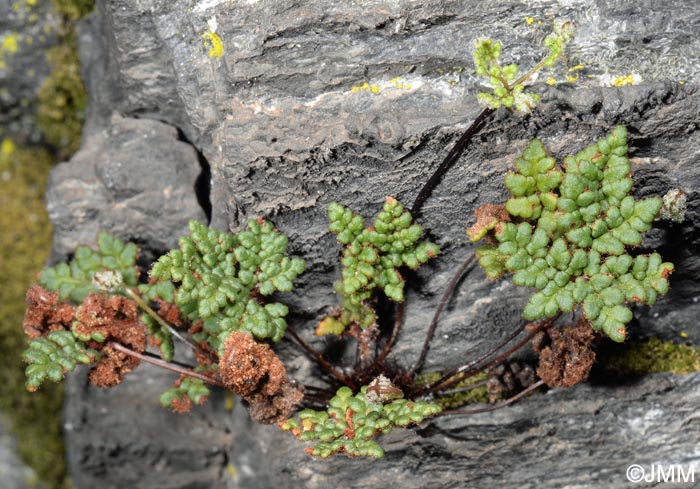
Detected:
[
  {"left": 52, "top": 0, "right": 95, "bottom": 21},
  {"left": 36, "top": 33, "right": 87, "bottom": 159},
  {"left": 0, "top": 143, "right": 70, "bottom": 489},
  {"left": 417, "top": 371, "right": 492, "bottom": 409},
  {"left": 599, "top": 337, "right": 700, "bottom": 375},
  {"left": 0, "top": 3, "right": 93, "bottom": 487}
]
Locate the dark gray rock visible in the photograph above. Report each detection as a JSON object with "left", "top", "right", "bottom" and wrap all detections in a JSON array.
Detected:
[
  {"left": 0, "top": 417, "right": 37, "bottom": 489},
  {"left": 46, "top": 113, "right": 208, "bottom": 262},
  {"left": 47, "top": 0, "right": 700, "bottom": 488},
  {"left": 64, "top": 364, "right": 233, "bottom": 489},
  {"left": 231, "top": 372, "right": 700, "bottom": 489}
]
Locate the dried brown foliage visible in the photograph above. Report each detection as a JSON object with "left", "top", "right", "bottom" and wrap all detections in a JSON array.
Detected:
[
  {"left": 88, "top": 346, "right": 139, "bottom": 388},
  {"left": 531, "top": 317, "right": 597, "bottom": 388},
  {"left": 151, "top": 298, "right": 183, "bottom": 327},
  {"left": 219, "top": 331, "right": 302, "bottom": 424},
  {"left": 466, "top": 203, "right": 510, "bottom": 241},
  {"left": 170, "top": 396, "right": 193, "bottom": 414},
  {"left": 22, "top": 285, "right": 75, "bottom": 338},
  {"left": 73, "top": 293, "right": 147, "bottom": 387},
  {"left": 74, "top": 294, "right": 146, "bottom": 351}
]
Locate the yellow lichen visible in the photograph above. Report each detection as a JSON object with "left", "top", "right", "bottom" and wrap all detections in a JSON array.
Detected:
[
  {"left": 2, "top": 34, "right": 19, "bottom": 54},
  {"left": 1, "top": 138, "right": 16, "bottom": 162},
  {"left": 614, "top": 74, "right": 636, "bottom": 86},
  {"left": 546, "top": 77, "right": 557, "bottom": 86},
  {"left": 350, "top": 81, "right": 381, "bottom": 94},
  {"left": 389, "top": 76, "right": 412, "bottom": 89},
  {"left": 601, "top": 73, "right": 642, "bottom": 87},
  {"left": 202, "top": 31, "right": 224, "bottom": 59},
  {"left": 225, "top": 391, "right": 234, "bottom": 410},
  {"left": 525, "top": 17, "right": 534, "bottom": 25}
]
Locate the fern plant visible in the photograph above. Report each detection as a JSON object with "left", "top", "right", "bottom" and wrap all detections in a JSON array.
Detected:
[
  {"left": 317, "top": 197, "right": 439, "bottom": 336},
  {"left": 280, "top": 383, "right": 441, "bottom": 458},
  {"left": 468, "top": 126, "right": 673, "bottom": 341},
  {"left": 38, "top": 231, "right": 139, "bottom": 303},
  {"left": 19, "top": 16, "right": 684, "bottom": 465},
  {"left": 150, "top": 219, "right": 305, "bottom": 352},
  {"left": 23, "top": 330, "right": 96, "bottom": 392},
  {"left": 21, "top": 219, "right": 305, "bottom": 414},
  {"left": 474, "top": 20, "right": 575, "bottom": 113}
]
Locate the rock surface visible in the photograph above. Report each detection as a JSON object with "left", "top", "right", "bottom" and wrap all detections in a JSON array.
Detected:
[
  {"left": 46, "top": 0, "right": 700, "bottom": 488},
  {"left": 0, "top": 417, "right": 37, "bottom": 489},
  {"left": 46, "top": 113, "right": 208, "bottom": 262}
]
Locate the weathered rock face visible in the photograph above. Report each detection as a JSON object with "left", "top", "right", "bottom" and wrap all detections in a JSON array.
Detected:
[
  {"left": 46, "top": 113, "right": 208, "bottom": 262},
  {"left": 49, "top": 1, "right": 700, "bottom": 488}
]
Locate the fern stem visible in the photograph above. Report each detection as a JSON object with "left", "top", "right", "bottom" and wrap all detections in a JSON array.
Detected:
[
  {"left": 286, "top": 327, "right": 355, "bottom": 388},
  {"left": 439, "top": 380, "right": 544, "bottom": 416},
  {"left": 123, "top": 287, "right": 215, "bottom": 362},
  {"left": 422, "top": 319, "right": 547, "bottom": 396},
  {"left": 377, "top": 301, "right": 404, "bottom": 364},
  {"left": 410, "top": 252, "right": 476, "bottom": 377},
  {"left": 411, "top": 107, "right": 495, "bottom": 216},
  {"left": 108, "top": 342, "right": 225, "bottom": 388}
]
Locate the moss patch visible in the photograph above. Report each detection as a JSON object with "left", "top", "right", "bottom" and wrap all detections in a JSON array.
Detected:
[
  {"left": 52, "top": 0, "right": 95, "bottom": 21},
  {"left": 599, "top": 337, "right": 700, "bottom": 375},
  {"left": 36, "top": 32, "right": 87, "bottom": 159},
  {"left": 416, "top": 371, "right": 492, "bottom": 410},
  {"left": 0, "top": 1, "right": 94, "bottom": 487},
  {"left": 0, "top": 143, "right": 69, "bottom": 488}
]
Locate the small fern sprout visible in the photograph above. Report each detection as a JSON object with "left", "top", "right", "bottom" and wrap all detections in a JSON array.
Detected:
[{"left": 473, "top": 20, "right": 575, "bottom": 113}]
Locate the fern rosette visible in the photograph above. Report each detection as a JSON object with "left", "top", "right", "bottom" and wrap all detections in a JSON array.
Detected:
[{"left": 469, "top": 126, "right": 673, "bottom": 342}]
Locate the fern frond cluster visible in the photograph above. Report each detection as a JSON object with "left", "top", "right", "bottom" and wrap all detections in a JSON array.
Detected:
[
  {"left": 469, "top": 126, "right": 673, "bottom": 341},
  {"left": 317, "top": 197, "right": 439, "bottom": 336},
  {"left": 280, "top": 385, "right": 441, "bottom": 458},
  {"left": 150, "top": 219, "right": 305, "bottom": 352},
  {"left": 474, "top": 21, "right": 575, "bottom": 113}
]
